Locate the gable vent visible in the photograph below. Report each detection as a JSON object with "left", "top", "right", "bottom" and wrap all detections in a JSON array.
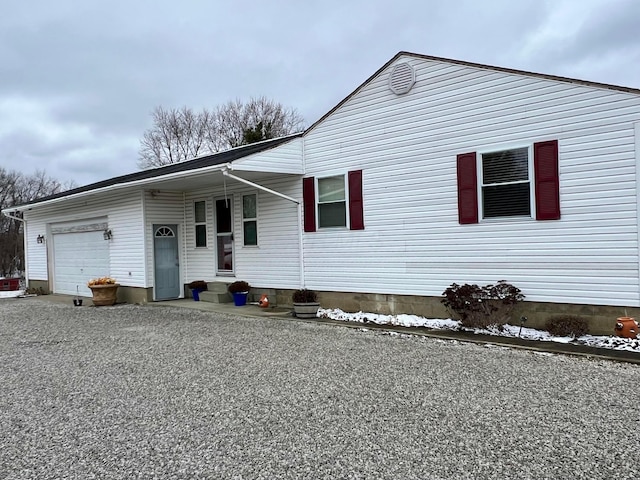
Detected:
[{"left": 388, "top": 63, "right": 415, "bottom": 95}]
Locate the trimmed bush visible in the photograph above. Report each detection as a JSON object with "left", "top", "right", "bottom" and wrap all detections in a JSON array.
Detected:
[
  {"left": 442, "top": 280, "right": 524, "bottom": 329},
  {"left": 545, "top": 315, "right": 588, "bottom": 338}
]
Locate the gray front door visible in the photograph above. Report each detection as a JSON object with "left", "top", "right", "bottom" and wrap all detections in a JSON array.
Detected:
[{"left": 154, "top": 225, "right": 180, "bottom": 300}]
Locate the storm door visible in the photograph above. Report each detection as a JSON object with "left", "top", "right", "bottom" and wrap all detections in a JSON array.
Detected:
[
  {"left": 215, "top": 198, "right": 234, "bottom": 274},
  {"left": 153, "top": 225, "right": 180, "bottom": 300}
]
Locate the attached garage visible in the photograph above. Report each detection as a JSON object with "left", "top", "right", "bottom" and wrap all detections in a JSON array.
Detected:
[{"left": 51, "top": 219, "right": 110, "bottom": 296}]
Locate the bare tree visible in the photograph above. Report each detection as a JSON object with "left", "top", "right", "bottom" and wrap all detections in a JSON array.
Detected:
[
  {"left": 0, "top": 168, "right": 68, "bottom": 277},
  {"left": 137, "top": 106, "right": 212, "bottom": 169},
  {"left": 213, "top": 96, "right": 305, "bottom": 149},
  {"left": 137, "top": 97, "right": 305, "bottom": 169}
]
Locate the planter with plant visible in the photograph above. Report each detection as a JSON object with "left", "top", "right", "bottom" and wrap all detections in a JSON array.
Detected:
[
  {"left": 292, "top": 288, "right": 320, "bottom": 318},
  {"left": 228, "top": 280, "right": 250, "bottom": 306},
  {"left": 187, "top": 280, "right": 208, "bottom": 301},
  {"left": 88, "top": 277, "right": 119, "bottom": 306}
]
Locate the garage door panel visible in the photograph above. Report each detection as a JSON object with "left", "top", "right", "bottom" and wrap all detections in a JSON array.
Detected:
[{"left": 53, "top": 230, "right": 109, "bottom": 296}]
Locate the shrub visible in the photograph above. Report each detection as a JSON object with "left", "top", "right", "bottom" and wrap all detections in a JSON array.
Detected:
[
  {"left": 441, "top": 280, "right": 524, "bottom": 329},
  {"left": 25, "top": 286, "right": 48, "bottom": 295},
  {"left": 545, "top": 315, "right": 588, "bottom": 338},
  {"left": 292, "top": 288, "right": 318, "bottom": 303},
  {"left": 228, "top": 281, "right": 250, "bottom": 293}
]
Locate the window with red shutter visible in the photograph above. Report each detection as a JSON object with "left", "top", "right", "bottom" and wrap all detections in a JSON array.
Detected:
[
  {"left": 305, "top": 170, "right": 365, "bottom": 231},
  {"left": 456, "top": 140, "right": 560, "bottom": 223}
]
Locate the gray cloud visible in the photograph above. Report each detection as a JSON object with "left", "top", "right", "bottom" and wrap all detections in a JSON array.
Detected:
[{"left": 0, "top": 0, "right": 637, "bottom": 187}]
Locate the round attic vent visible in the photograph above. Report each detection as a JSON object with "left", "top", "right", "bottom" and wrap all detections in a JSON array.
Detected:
[{"left": 388, "top": 63, "right": 415, "bottom": 95}]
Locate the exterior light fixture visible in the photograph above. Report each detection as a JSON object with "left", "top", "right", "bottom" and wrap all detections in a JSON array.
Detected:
[
  {"left": 103, "top": 229, "right": 112, "bottom": 240},
  {"left": 36, "top": 234, "right": 45, "bottom": 244}
]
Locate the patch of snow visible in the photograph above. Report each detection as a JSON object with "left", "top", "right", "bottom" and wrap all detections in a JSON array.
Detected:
[{"left": 318, "top": 308, "right": 640, "bottom": 353}]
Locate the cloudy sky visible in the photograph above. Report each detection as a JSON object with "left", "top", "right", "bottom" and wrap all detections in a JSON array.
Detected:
[{"left": 1, "top": 0, "right": 639, "bottom": 187}]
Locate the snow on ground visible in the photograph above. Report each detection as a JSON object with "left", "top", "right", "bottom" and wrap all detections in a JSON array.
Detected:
[{"left": 318, "top": 308, "right": 640, "bottom": 353}]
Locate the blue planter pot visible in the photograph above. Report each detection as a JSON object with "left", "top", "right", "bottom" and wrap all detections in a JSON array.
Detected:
[
  {"left": 191, "top": 289, "right": 202, "bottom": 301},
  {"left": 232, "top": 291, "right": 248, "bottom": 306}
]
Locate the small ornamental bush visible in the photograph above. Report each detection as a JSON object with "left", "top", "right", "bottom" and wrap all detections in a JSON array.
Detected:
[
  {"left": 228, "top": 280, "right": 250, "bottom": 293},
  {"left": 441, "top": 280, "right": 524, "bottom": 329},
  {"left": 545, "top": 315, "right": 589, "bottom": 338},
  {"left": 292, "top": 288, "right": 318, "bottom": 303}
]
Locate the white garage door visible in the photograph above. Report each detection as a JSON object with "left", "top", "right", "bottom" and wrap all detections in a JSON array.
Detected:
[{"left": 53, "top": 230, "right": 110, "bottom": 296}]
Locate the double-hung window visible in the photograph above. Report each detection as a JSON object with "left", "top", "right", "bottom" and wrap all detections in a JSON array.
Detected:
[
  {"left": 317, "top": 175, "right": 347, "bottom": 228},
  {"left": 242, "top": 194, "right": 258, "bottom": 246},
  {"left": 481, "top": 147, "right": 531, "bottom": 219},
  {"left": 194, "top": 200, "right": 207, "bottom": 247}
]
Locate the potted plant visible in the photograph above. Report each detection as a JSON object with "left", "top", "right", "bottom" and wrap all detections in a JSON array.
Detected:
[
  {"left": 187, "top": 280, "right": 208, "bottom": 301},
  {"left": 292, "top": 288, "right": 320, "bottom": 318},
  {"left": 87, "top": 277, "right": 119, "bottom": 306},
  {"left": 228, "top": 280, "right": 250, "bottom": 306}
]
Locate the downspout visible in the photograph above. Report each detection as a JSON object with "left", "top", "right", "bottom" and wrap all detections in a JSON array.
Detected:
[
  {"left": 3, "top": 211, "right": 28, "bottom": 286},
  {"left": 221, "top": 166, "right": 305, "bottom": 288},
  {"left": 183, "top": 191, "right": 188, "bottom": 292},
  {"left": 635, "top": 122, "right": 640, "bottom": 306}
]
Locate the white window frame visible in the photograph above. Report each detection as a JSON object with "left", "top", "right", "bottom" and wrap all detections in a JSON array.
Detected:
[
  {"left": 194, "top": 200, "right": 208, "bottom": 248},
  {"left": 242, "top": 193, "right": 258, "bottom": 247},
  {"left": 478, "top": 144, "right": 535, "bottom": 221},
  {"left": 316, "top": 173, "right": 349, "bottom": 229}
]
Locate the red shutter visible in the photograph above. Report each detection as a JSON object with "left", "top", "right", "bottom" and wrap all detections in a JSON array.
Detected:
[
  {"left": 456, "top": 152, "right": 478, "bottom": 224},
  {"left": 348, "top": 170, "right": 364, "bottom": 230},
  {"left": 534, "top": 140, "right": 560, "bottom": 220},
  {"left": 302, "top": 177, "right": 316, "bottom": 232}
]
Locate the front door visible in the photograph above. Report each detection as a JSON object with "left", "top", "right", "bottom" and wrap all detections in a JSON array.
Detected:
[
  {"left": 154, "top": 224, "right": 180, "bottom": 300},
  {"left": 215, "top": 198, "right": 234, "bottom": 274}
]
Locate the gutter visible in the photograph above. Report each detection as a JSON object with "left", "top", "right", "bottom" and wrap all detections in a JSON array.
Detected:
[
  {"left": 221, "top": 166, "right": 306, "bottom": 288},
  {"left": 0, "top": 163, "right": 230, "bottom": 214}
]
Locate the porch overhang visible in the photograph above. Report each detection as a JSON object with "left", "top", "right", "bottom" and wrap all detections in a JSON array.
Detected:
[{"left": 2, "top": 134, "right": 304, "bottom": 214}]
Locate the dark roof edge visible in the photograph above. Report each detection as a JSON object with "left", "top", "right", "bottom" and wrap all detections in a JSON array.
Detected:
[
  {"left": 304, "top": 51, "right": 640, "bottom": 134},
  {"left": 5, "top": 133, "right": 302, "bottom": 211}
]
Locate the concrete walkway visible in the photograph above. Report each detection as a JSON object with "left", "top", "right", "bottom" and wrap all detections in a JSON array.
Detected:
[{"left": 41, "top": 294, "right": 640, "bottom": 364}]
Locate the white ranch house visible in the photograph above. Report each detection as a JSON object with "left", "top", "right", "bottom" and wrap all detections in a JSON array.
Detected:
[{"left": 4, "top": 51, "right": 640, "bottom": 333}]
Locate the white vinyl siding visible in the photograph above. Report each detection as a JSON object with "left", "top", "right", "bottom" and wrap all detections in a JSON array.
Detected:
[
  {"left": 23, "top": 191, "right": 146, "bottom": 288},
  {"left": 232, "top": 138, "right": 303, "bottom": 174},
  {"left": 302, "top": 56, "right": 640, "bottom": 307},
  {"left": 184, "top": 176, "right": 300, "bottom": 288}
]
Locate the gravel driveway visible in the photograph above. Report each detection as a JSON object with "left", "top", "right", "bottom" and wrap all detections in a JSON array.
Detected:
[{"left": 1, "top": 298, "right": 639, "bottom": 479}]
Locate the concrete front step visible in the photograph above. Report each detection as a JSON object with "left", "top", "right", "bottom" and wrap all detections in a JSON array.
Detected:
[
  {"left": 206, "top": 282, "right": 231, "bottom": 293},
  {"left": 197, "top": 283, "right": 278, "bottom": 306},
  {"left": 199, "top": 290, "right": 232, "bottom": 304}
]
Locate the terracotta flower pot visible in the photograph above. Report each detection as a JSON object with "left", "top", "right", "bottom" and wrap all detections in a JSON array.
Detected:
[
  {"left": 89, "top": 284, "right": 119, "bottom": 306},
  {"left": 615, "top": 317, "right": 638, "bottom": 339}
]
